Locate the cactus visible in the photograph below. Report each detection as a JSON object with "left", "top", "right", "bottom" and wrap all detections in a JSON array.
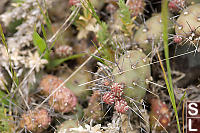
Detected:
[
  {"left": 114, "top": 98, "right": 129, "bottom": 114},
  {"left": 20, "top": 109, "right": 51, "bottom": 133},
  {"left": 126, "top": 0, "right": 146, "bottom": 17},
  {"left": 65, "top": 69, "right": 92, "bottom": 100},
  {"left": 39, "top": 75, "right": 77, "bottom": 113},
  {"left": 112, "top": 50, "right": 151, "bottom": 101},
  {"left": 84, "top": 91, "right": 104, "bottom": 123},
  {"left": 39, "top": 75, "right": 61, "bottom": 96},
  {"left": 48, "top": 86, "right": 77, "bottom": 113},
  {"left": 168, "top": 0, "right": 185, "bottom": 13},
  {"left": 175, "top": 3, "right": 200, "bottom": 46},
  {"left": 134, "top": 13, "right": 173, "bottom": 53},
  {"left": 103, "top": 91, "right": 116, "bottom": 105},
  {"left": 149, "top": 98, "right": 171, "bottom": 131}
]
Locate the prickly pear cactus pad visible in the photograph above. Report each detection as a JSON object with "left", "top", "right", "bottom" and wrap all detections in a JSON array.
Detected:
[
  {"left": 39, "top": 75, "right": 78, "bottom": 113},
  {"left": 112, "top": 50, "right": 151, "bottom": 101},
  {"left": 175, "top": 3, "right": 200, "bottom": 45},
  {"left": 134, "top": 13, "right": 173, "bottom": 53}
]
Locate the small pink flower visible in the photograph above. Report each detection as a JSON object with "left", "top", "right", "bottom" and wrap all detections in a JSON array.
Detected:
[
  {"left": 114, "top": 99, "right": 129, "bottom": 113},
  {"left": 103, "top": 91, "right": 115, "bottom": 105}
]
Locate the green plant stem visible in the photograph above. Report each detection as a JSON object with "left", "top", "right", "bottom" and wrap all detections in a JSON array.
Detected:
[{"left": 161, "top": 0, "right": 181, "bottom": 132}]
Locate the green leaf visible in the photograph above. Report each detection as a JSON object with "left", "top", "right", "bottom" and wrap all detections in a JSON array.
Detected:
[
  {"left": 48, "top": 53, "right": 86, "bottom": 69},
  {"left": 33, "top": 31, "right": 49, "bottom": 60},
  {"left": 41, "top": 23, "right": 47, "bottom": 41}
]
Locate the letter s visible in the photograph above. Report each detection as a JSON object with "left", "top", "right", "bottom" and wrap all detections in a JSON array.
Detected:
[{"left": 188, "top": 103, "right": 198, "bottom": 116}]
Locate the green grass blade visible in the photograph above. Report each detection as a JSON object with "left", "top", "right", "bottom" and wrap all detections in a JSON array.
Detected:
[
  {"left": 0, "top": 24, "right": 19, "bottom": 87},
  {"left": 161, "top": 0, "right": 181, "bottom": 132},
  {"left": 36, "top": 0, "right": 52, "bottom": 32},
  {"left": 48, "top": 53, "right": 86, "bottom": 69}
]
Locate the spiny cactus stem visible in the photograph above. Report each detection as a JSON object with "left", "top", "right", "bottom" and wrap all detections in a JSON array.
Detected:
[
  {"left": 36, "top": 47, "right": 102, "bottom": 110},
  {"left": 79, "top": 62, "right": 150, "bottom": 87}
]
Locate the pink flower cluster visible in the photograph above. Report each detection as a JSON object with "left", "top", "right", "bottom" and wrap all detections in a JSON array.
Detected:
[
  {"left": 168, "top": 0, "right": 185, "bottom": 12},
  {"left": 102, "top": 83, "right": 129, "bottom": 113}
]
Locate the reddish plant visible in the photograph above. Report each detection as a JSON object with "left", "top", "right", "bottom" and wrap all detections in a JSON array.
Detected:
[
  {"left": 173, "top": 35, "right": 183, "bottom": 44},
  {"left": 126, "top": 0, "right": 146, "bottom": 17},
  {"left": 69, "top": 0, "right": 81, "bottom": 6},
  {"left": 49, "top": 86, "right": 77, "bottom": 113},
  {"left": 149, "top": 98, "right": 171, "bottom": 131},
  {"left": 114, "top": 98, "right": 129, "bottom": 114},
  {"left": 39, "top": 75, "right": 77, "bottom": 113},
  {"left": 20, "top": 109, "right": 51, "bottom": 133},
  {"left": 168, "top": 0, "right": 185, "bottom": 12},
  {"left": 111, "top": 83, "right": 124, "bottom": 97},
  {"left": 103, "top": 91, "right": 115, "bottom": 105}
]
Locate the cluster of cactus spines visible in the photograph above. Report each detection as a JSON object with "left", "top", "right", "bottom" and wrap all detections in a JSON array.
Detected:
[
  {"left": 168, "top": 0, "right": 185, "bottom": 13},
  {"left": 175, "top": 4, "right": 200, "bottom": 46},
  {"left": 112, "top": 50, "right": 151, "bottom": 101},
  {"left": 84, "top": 91, "right": 104, "bottom": 123},
  {"left": 39, "top": 75, "right": 77, "bottom": 113},
  {"left": 126, "top": 0, "right": 146, "bottom": 17},
  {"left": 20, "top": 109, "right": 51, "bottom": 133},
  {"left": 134, "top": 13, "right": 168, "bottom": 53},
  {"left": 55, "top": 45, "right": 73, "bottom": 58},
  {"left": 149, "top": 98, "right": 171, "bottom": 131}
]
